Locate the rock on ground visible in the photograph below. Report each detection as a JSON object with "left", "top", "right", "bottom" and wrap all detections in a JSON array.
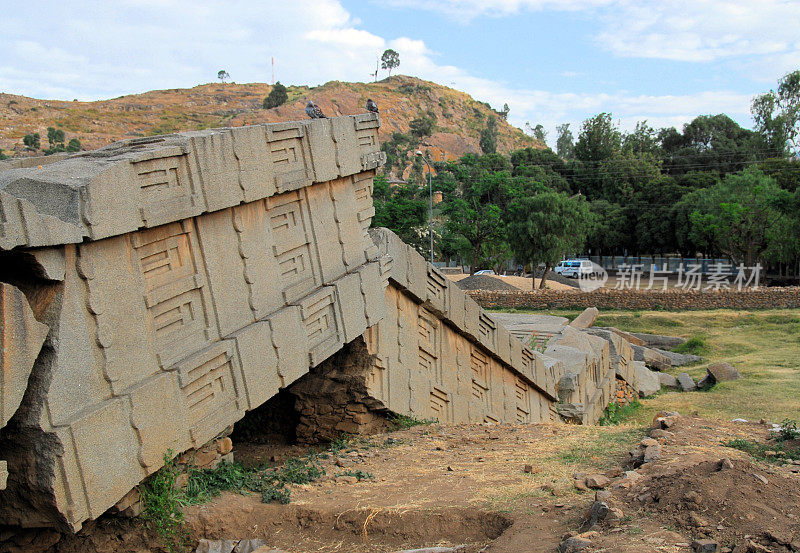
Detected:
[
  {"left": 658, "top": 372, "right": 679, "bottom": 389},
  {"left": 652, "top": 348, "right": 702, "bottom": 367},
  {"left": 559, "top": 536, "right": 591, "bottom": 553},
  {"left": 632, "top": 345, "right": 672, "bottom": 371},
  {"left": 629, "top": 332, "right": 686, "bottom": 349},
  {"left": 634, "top": 361, "right": 661, "bottom": 397},
  {"left": 677, "top": 372, "right": 697, "bottom": 392},
  {"left": 706, "top": 362, "right": 741, "bottom": 383}
]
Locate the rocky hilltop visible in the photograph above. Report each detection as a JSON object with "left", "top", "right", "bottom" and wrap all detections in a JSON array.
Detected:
[{"left": 0, "top": 76, "right": 539, "bottom": 177}]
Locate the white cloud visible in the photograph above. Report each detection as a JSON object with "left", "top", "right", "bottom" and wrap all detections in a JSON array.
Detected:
[{"left": 0, "top": 0, "right": 760, "bottom": 150}]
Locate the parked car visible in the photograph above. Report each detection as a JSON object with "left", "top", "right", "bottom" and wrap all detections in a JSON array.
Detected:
[
  {"left": 554, "top": 259, "right": 594, "bottom": 278},
  {"left": 474, "top": 269, "right": 496, "bottom": 275}
]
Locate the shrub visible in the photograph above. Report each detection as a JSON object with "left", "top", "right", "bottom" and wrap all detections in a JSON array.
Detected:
[{"left": 263, "top": 82, "right": 288, "bottom": 109}]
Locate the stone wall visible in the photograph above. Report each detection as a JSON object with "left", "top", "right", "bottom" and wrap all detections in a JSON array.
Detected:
[
  {"left": 467, "top": 288, "right": 800, "bottom": 311},
  {"left": 0, "top": 115, "right": 387, "bottom": 532}
]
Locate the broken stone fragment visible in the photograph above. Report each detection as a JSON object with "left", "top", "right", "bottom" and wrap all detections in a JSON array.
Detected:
[
  {"left": 585, "top": 500, "right": 609, "bottom": 528},
  {"left": 559, "top": 536, "right": 592, "bottom": 553},
  {"left": 0, "top": 460, "right": 7, "bottom": 490},
  {"left": 585, "top": 474, "right": 611, "bottom": 489},
  {"left": 706, "top": 362, "right": 741, "bottom": 384},
  {"left": 717, "top": 458, "right": 734, "bottom": 470},
  {"left": 691, "top": 538, "right": 719, "bottom": 553},
  {"left": 677, "top": 372, "right": 697, "bottom": 391}
]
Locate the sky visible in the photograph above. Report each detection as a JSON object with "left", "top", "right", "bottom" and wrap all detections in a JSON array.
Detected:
[{"left": 2, "top": 0, "right": 800, "bottom": 146}]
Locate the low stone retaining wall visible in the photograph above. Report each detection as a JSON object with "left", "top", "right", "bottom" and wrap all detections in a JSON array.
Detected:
[{"left": 467, "top": 287, "right": 800, "bottom": 311}]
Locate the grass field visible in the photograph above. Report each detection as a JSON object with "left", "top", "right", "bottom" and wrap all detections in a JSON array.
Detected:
[{"left": 504, "top": 308, "right": 800, "bottom": 424}]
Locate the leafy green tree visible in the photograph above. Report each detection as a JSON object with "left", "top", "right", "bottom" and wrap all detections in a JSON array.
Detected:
[
  {"left": 689, "top": 168, "right": 788, "bottom": 265},
  {"left": 751, "top": 69, "right": 800, "bottom": 155},
  {"left": 23, "top": 132, "right": 40, "bottom": 150},
  {"left": 500, "top": 103, "right": 510, "bottom": 119},
  {"left": 217, "top": 70, "right": 230, "bottom": 83},
  {"left": 380, "top": 132, "right": 416, "bottom": 172},
  {"left": 632, "top": 175, "right": 686, "bottom": 256},
  {"left": 437, "top": 155, "right": 512, "bottom": 273},
  {"left": 371, "top": 175, "right": 428, "bottom": 252},
  {"left": 556, "top": 123, "right": 575, "bottom": 160},
  {"left": 263, "top": 82, "right": 288, "bottom": 109},
  {"left": 660, "top": 114, "right": 760, "bottom": 176},
  {"left": 47, "top": 127, "right": 65, "bottom": 148},
  {"left": 574, "top": 113, "right": 621, "bottom": 163},
  {"left": 381, "top": 49, "right": 400, "bottom": 76},
  {"left": 586, "top": 200, "right": 627, "bottom": 266},
  {"left": 622, "top": 120, "right": 659, "bottom": 156},
  {"left": 507, "top": 191, "right": 591, "bottom": 289},
  {"left": 671, "top": 189, "right": 705, "bottom": 257},
  {"left": 66, "top": 138, "right": 81, "bottom": 152},
  {"left": 530, "top": 124, "right": 547, "bottom": 143},
  {"left": 759, "top": 157, "right": 800, "bottom": 192},
  {"left": 479, "top": 115, "right": 498, "bottom": 154}
]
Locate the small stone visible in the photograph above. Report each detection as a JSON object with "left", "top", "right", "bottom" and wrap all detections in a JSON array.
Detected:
[
  {"left": 336, "top": 475, "right": 358, "bottom": 484},
  {"left": 573, "top": 479, "right": 589, "bottom": 492},
  {"left": 586, "top": 501, "right": 609, "bottom": 528},
  {"left": 649, "top": 429, "right": 674, "bottom": 440},
  {"left": 559, "top": 536, "right": 591, "bottom": 553},
  {"left": 605, "top": 467, "right": 623, "bottom": 478},
  {"left": 753, "top": 473, "right": 768, "bottom": 485},
  {"left": 692, "top": 538, "right": 719, "bottom": 552},
  {"left": 640, "top": 437, "right": 658, "bottom": 448},
  {"left": 689, "top": 512, "right": 710, "bottom": 528},
  {"left": 765, "top": 450, "right": 778, "bottom": 457},
  {"left": 523, "top": 464, "right": 539, "bottom": 474},
  {"left": 585, "top": 474, "right": 611, "bottom": 489},
  {"left": 595, "top": 489, "right": 612, "bottom": 502},
  {"left": 643, "top": 444, "right": 661, "bottom": 463},
  {"left": 446, "top": 466, "right": 454, "bottom": 472},
  {"left": 216, "top": 437, "right": 233, "bottom": 455},
  {"left": 605, "top": 507, "right": 624, "bottom": 526},
  {"left": 717, "top": 458, "right": 734, "bottom": 470},
  {"left": 684, "top": 490, "right": 701, "bottom": 504}
]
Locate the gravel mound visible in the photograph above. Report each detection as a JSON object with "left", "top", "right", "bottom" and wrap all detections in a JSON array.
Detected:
[
  {"left": 533, "top": 268, "right": 581, "bottom": 289},
  {"left": 455, "top": 275, "right": 520, "bottom": 291}
]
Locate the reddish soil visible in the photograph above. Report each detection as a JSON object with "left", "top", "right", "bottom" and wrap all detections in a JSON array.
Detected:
[{"left": 11, "top": 416, "right": 798, "bottom": 553}]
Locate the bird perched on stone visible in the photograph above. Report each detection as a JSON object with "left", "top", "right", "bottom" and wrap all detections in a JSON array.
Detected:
[
  {"left": 305, "top": 101, "right": 327, "bottom": 119},
  {"left": 366, "top": 98, "right": 379, "bottom": 114}
]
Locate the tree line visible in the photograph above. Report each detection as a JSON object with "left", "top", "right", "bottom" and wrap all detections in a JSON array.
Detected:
[{"left": 373, "top": 70, "right": 800, "bottom": 288}]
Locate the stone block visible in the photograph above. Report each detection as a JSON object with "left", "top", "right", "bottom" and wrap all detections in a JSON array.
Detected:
[
  {"left": 265, "top": 122, "right": 312, "bottom": 192},
  {"left": 68, "top": 399, "right": 146, "bottom": 519},
  {"left": 0, "top": 460, "right": 6, "bottom": 490},
  {"left": 129, "top": 372, "right": 191, "bottom": 471},
  {"left": 677, "top": 372, "right": 697, "bottom": 392},
  {"left": 231, "top": 320, "right": 280, "bottom": 410},
  {"left": 658, "top": 372, "right": 679, "bottom": 389},
  {"left": 357, "top": 262, "right": 385, "bottom": 327},
  {"left": 29, "top": 247, "right": 66, "bottom": 280},
  {"left": 405, "top": 244, "right": 428, "bottom": 302},
  {"left": 303, "top": 119, "right": 338, "bottom": 183},
  {"left": 269, "top": 305, "right": 309, "bottom": 387},
  {"left": 634, "top": 361, "right": 661, "bottom": 397},
  {"left": 189, "top": 130, "right": 243, "bottom": 211},
  {"left": 195, "top": 208, "right": 253, "bottom": 337},
  {"left": 632, "top": 344, "right": 672, "bottom": 371},
  {"left": 424, "top": 266, "right": 449, "bottom": 316},
  {"left": 330, "top": 177, "right": 367, "bottom": 270},
  {"left": 569, "top": 307, "right": 599, "bottom": 329},
  {"left": 334, "top": 272, "right": 367, "bottom": 343},
  {"left": 1, "top": 283, "right": 49, "bottom": 428},
  {"left": 331, "top": 116, "right": 362, "bottom": 177},
  {"left": 706, "top": 362, "right": 740, "bottom": 383},
  {"left": 300, "top": 286, "right": 343, "bottom": 367},
  {"left": 304, "top": 183, "right": 346, "bottom": 284},
  {"left": 231, "top": 124, "right": 276, "bottom": 202}
]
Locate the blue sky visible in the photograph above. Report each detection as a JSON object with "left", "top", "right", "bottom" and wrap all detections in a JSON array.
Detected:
[{"left": 2, "top": 0, "right": 799, "bottom": 146}]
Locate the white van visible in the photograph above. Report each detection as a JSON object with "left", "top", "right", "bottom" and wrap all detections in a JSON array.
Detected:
[{"left": 554, "top": 259, "right": 594, "bottom": 278}]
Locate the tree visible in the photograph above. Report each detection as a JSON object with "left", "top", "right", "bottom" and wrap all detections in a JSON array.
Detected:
[
  {"left": 500, "top": 103, "right": 510, "bottom": 120},
  {"left": 556, "top": 123, "right": 575, "bottom": 160},
  {"left": 751, "top": 69, "right": 800, "bottom": 156},
  {"left": 217, "top": 70, "right": 230, "bottom": 83},
  {"left": 438, "top": 155, "right": 512, "bottom": 273},
  {"left": 371, "top": 175, "right": 429, "bottom": 252},
  {"left": 532, "top": 124, "right": 547, "bottom": 144},
  {"left": 507, "top": 191, "right": 591, "bottom": 289},
  {"left": 23, "top": 132, "right": 40, "bottom": 150},
  {"left": 622, "top": 120, "right": 659, "bottom": 156},
  {"left": 47, "top": 127, "right": 65, "bottom": 148},
  {"left": 586, "top": 200, "right": 627, "bottom": 266},
  {"left": 479, "top": 115, "right": 498, "bottom": 154},
  {"left": 574, "top": 113, "right": 621, "bottom": 163},
  {"left": 689, "top": 168, "right": 787, "bottom": 265},
  {"left": 263, "top": 81, "right": 288, "bottom": 109},
  {"left": 633, "top": 175, "right": 686, "bottom": 256},
  {"left": 381, "top": 49, "right": 400, "bottom": 76}
]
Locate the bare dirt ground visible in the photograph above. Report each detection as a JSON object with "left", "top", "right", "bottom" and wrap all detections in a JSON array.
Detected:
[{"left": 45, "top": 415, "right": 800, "bottom": 553}]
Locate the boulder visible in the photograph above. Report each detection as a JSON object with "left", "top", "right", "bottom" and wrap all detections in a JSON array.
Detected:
[
  {"left": 651, "top": 348, "right": 702, "bottom": 367},
  {"left": 569, "top": 307, "right": 599, "bottom": 329},
  {"left": 634, "top": 361, "right": 661, "bottom": 397},
  {"left": 585, "top": 474, "right": 611, "bottom": 489},
  {"left": 706, "top": 362, "right": 741, "bottom": 383},
  {"left": 677, "top": 372, "right": 697, "bottom": 391},
  {"left": 691, "top": 539, "right": 719, "bottom": 553},
  {"left": 632, "top": 345, "right": 672, "bottom": 371},
  {"left": 559, "top": 536, "right": 591, "bottom": 553},
  {"left": 596, "top": 326, "right": 645, "bottom": 346},
  {"left": 657, "top": 372, "right": 679, "bottom": 389},
  {"left": 629, "top": 332, "right": 686, "bottom": 349}
]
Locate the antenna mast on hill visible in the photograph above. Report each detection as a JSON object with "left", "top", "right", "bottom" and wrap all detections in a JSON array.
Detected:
[{"left": 271, "top": 57, "right": 275, "bottom": 85}]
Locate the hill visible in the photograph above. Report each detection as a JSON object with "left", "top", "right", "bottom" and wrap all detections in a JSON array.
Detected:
[{"left": 0, "top": 76, "right": 540, "bottom": 178}]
